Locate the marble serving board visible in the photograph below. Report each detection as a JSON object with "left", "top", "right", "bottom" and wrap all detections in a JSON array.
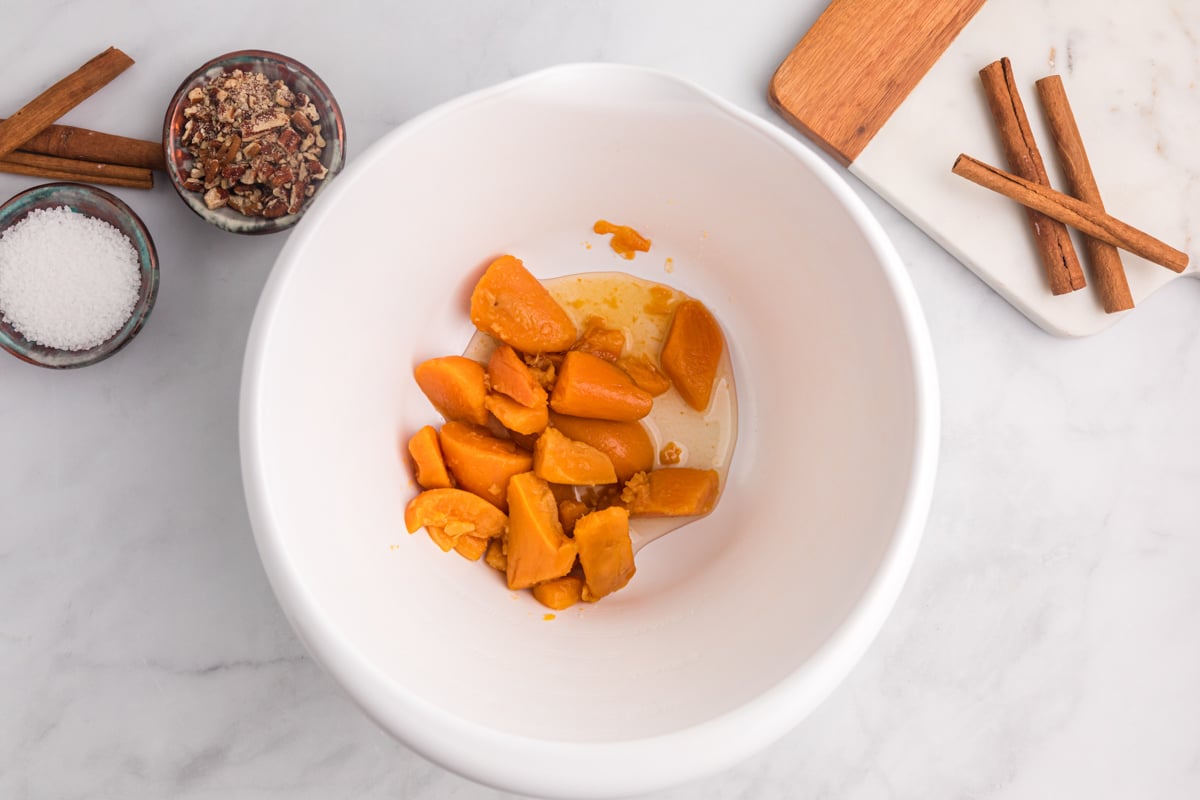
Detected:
[{"left": 778, "top": 0, "right": 1199, "bottom": 337}]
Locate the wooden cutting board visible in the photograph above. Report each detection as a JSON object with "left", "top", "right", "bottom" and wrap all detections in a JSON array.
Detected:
[{"left": 769, "top": 0, "right": 1199, "bottom": 337}]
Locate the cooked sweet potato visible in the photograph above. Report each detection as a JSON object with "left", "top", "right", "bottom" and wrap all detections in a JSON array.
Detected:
[
  {"left": 438, "top": 422, "right": 533, "bottom": 511},
  {"left": 534, "top": 427, "right": 617, "bottom": 485},
  {"left": 484, "top": 537, "right": 507, "bottom": 572},
  {"left": 487, "top": 344, "right": 547, "bottom": 408},
  {"left": 549, "top": 351, "right": 653, "bottom": 421},
  {"left": 505, "top": 472, "right": 578, "bottom": 590},
  {"left": 426, "top": 526, "right": 455, "bottom": 552},
  {"left": 470, "top": 255, "right": 577, "bottom": 353},
  {"left": 548, "top": 413, "right": 654, "bottom": 481},
  {"left": 574, "top": 506, "right": 636, "bottom": 601},
  {"left": 453, "top": 534, "right": 489, "bottom": 561},
  {"left": 617, "top": 353, "right": 671, "bottom": 396},
  {"left": 557, "top": 498, "right": 590, "bottom": 536},
  {"left": 407, "top": 425, "right": 453, "bottom": 489},
  {"left": 485, "top": 392, "right": 548, "bottom": 435},
  {"left": 620, "top": 468, "right": 720, "bottom": 517},
  {"left": 571, "top": 318, "right": 625, "bottom": 362},
  {"left": 593, "top": 220, "right": 651, "bottom": 259},
  {"left": 405, "top": 487, "right": 508, "bottom": 538},
  {"left": 659, "top": 299, "right": 724, "bottom": 411},
  {"left": 532, "top": 571, "right": 585, "bottom": 610},
  {"left": 413, "top": 356, "right": 489, "bottom": 426}
]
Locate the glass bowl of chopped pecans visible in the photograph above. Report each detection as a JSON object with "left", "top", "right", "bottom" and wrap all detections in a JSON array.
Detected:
[{"left": 163, "top": 50, "right": 346, "bottom": 234}]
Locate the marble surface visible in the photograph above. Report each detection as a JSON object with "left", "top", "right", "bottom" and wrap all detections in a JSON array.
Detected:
[{"left": 1, "top": 1, "right": 1198, "bottom": 798}]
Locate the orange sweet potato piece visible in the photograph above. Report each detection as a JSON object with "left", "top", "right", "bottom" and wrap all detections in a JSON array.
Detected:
[
  {"left": 549, "top": 351, "right": 653, "bottom": 422},
  {"left": 557, "top": 498, "right": 590, "bottom": 536},
  {"left": 659, "top": 299, "right": 725, "bottom": 411},
  {"left": 427, "top": 526, "right": 455, "bottom": 552},
  {"left": 438, "top": 422, "right": 533, "bottom": 511},
  {"left": 407, "top": 425, "right": 453, "bottom": 489},
  {"left": 571, "top": 318, "right": 625, "bottom": 362},
  {"left": 405, "top": 487, "right": 508, "bottom": 537},
  {"left": 574, "top": 506, "right": 636, "bottom": 601},
  {"left": 484, "top": 538, "right": 507, "bottom": 572},
  {"left": 485, "top": 392, "right": 549, "bottom": 435},
  {"left": 548, "top": 413, "right": 654, "bottom": 482},
  {"left": 532, "top": 571, "right": 585, "bottom": 611},
  {"left": 470, "top": 255, "right": 577, "bottom": 353},
  {"left": 487, "top": 344, "right": 548, "bottom": 408},
  {"left": 621, "top": 468, "right": 720, "bottom": 517},
  {"left": 534, "top": 427, "right": 617, "bottom": 485},
  {"left": 413, "top": 356, "right": 489, "bottom": 426},
  {"left": 505, "top": 472, "right": 578, "bottom": 590},
  {"left": 453, "top": 534, "right": 489, "bottom": 561},
  {"left": 617, "top": 353, "right": 671, "bottom": 397}
]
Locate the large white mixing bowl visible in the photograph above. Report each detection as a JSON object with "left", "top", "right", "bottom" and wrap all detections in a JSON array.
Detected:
[{"left": 240, "top": 63, "right": 939, "bottom": 798}]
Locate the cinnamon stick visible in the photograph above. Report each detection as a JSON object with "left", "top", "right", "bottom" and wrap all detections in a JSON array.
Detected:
[
  {"left": 0, "top": 47, "right": 134, "bottom": 162},
  {"left": 978, "top": 58, "right": 1086, "bottom": 294},
  {"left": 3, "top": 119, "right": 164, "bottom": 171},
  {"left": 952, "top": 154, "right": 1189, "bottom": 273},
  {"left": 1034, "top": 75, "right": 1134, "bottom": 313},
  {"left": 0, "top": 151, "right": 153, "bottom": 189}
]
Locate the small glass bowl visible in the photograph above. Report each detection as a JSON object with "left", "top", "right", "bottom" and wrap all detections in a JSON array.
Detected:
[
  {"left": 0, "top": 182, "right": 159, "bottom": 369},
  {"left": 163, "top": 50, "right": 346, "bottom": 235}
]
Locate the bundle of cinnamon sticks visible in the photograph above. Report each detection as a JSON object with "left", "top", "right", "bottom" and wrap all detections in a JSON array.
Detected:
[
  {"left": 955, "top": 57, "right": 1188, "bottom": 313},
  {"left": 0, "top": 46, "right": 164, "bottom": 190}
]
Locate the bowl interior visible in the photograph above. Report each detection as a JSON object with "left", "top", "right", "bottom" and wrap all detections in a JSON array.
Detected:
[
  {"left": 163, "top": 50, "right": 346, "bottom": 234},
  {"left": 0, "top": 182, "right": 158, "bottom": 369},
  {"left": 243, "top": 65, "right": 934, "bottom": 792}
]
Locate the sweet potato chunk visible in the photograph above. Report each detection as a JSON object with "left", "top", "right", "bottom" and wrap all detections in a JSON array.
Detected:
[
  {"left": 405, "top": 488, "right": 508, "bottom": 538},
  {"left": 427, "top": 526, "right": 455, "bottom": 552},
  {"left": 617, "top": 353, "right": 671, "bottom": 396},
  {"left": 413, "top": 356, "right": 489, "bottom": 426},
  {"left": 470, "top": 255, "right": 577, "bottom": 353},
  {"left": 549, "top": 350, "right": 653, "bottom": 422},
  {"left": 532, "top": 572, "right": 585, "bottom": 611},
  {"left": 548, "top": 413, "right": 655, "bottom": 482},
  {"left": 485, "top": 392, "right": 548, "bottom": 435},
  {"left": 484, "top": 538, "right": 507, "bottom": 572},
  {"left": 574, "top": 506, "right": 636, "bottom": 601},
  {"left": 534, "top": 427, "right": 617, "bottom": 485},
  {"left": 571, "top": 318, "right": 625, "bottom": 362},
  {"left": 438, "top": 422, "right": 533, "bottom": 511},
  {"left": 487, "top": 344, "right": 547, "bottom": 408},
  {"left": 407, "top": 425, "right": 453, "bottom": 489},
  {"left": 621, "top": 468, "right": 720, "bottom": 517},
  {"left": 659, "top": 299, "right": 724, "bottom": 411},
  {"left": 557, "top": 498, "right": 590, "bottom": 536},
  {"left": 453, "top": 534, "right": 489, "bottom": 561},
  {"left": 505, "top": 472, "right": 578, "bottom": 590}
]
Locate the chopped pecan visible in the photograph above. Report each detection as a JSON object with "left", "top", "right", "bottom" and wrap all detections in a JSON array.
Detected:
[
  {"left": 277, "top": 127, "right": 301, "bottom": 153},
  {"left": 290, "top": 111, "right": 313, "bottom": 134},
  {"left": 203, "top": 187, "right": 228, "bottom": 209},
  {"left": 262, "top": 198, "right": 288, "bottom": 218}
]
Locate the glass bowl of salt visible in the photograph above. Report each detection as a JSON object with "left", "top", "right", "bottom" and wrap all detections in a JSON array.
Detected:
[{"left": 0, "top": 182, "right": 159, "bottom": 368}]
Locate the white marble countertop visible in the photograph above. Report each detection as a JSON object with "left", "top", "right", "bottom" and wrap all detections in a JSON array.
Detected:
[{"left": 2, "top": 2, "right": 1198, "bottom": 798}]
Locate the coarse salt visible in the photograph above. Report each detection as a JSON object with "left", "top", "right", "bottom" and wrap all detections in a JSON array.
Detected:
[{"left": 0, "top": 206, "right": 142, "bottom": 351}]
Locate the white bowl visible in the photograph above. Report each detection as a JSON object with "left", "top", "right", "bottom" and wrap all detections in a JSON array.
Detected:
[{"left": 240, "top": 63, "right": 939, "bottom": 798}]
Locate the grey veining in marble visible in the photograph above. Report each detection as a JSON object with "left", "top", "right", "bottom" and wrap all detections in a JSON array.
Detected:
[{"left": 2, "top": 1, "right": 1198, "bottom": 798}]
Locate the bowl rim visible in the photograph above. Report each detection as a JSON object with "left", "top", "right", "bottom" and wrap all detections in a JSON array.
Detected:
[
  {"left": 239, "top": 62, "right": 940, "bottom": 797},
  {"left": 0, "top": 181, "right": 160, "bottom": 369},
  {"left": 161, "top": 48, "right": 347, "bottom": 235}
]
